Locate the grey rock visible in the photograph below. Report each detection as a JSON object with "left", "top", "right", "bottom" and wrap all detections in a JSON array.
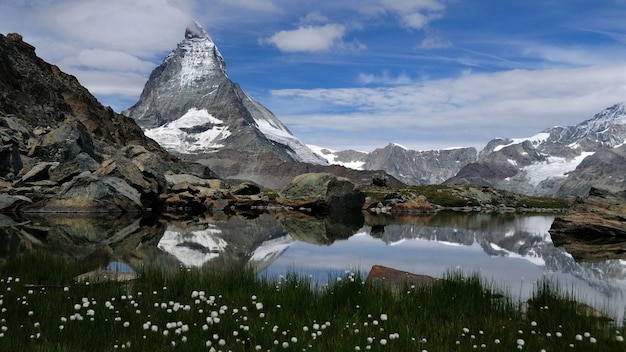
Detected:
[
  {"left": 15, "top": 161, "right": 59, "bottom": 185},
  {"left": 278, "top": 173, "right": 365, "bottom": 213},
  {"left": 49, "top": 152, "right": 101, "bottom": 184},
  {"left": 27, "top": 173, "right": 143, "bottom": 213},
  {"left": 27, "top": 117, "right": 95, "bottom": 162},
  {"left": 0, "top": 194, "right": 32, "bottom": 212}
]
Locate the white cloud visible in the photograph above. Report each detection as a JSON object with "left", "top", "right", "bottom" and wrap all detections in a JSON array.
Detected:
[
  {"left": 358, "top": 71, "right": 414, "bottom": 85},
  {"left": 217, "top": 0, "right": 279, "bottom": 12},
  {"left": 377, "top": 0, "right": 447, "bottom": 29},
  {"left": 417, "top": 29, "right": 451, "bottom": 49},
  {"left": 270, "top": 63, "right": 626, "bottom": 150},
  {"left": 72, "top": 71, "right": 148, "bottom": 97},
  {"left": 58, "top": 49, "right": 155, "bottom": 73},
  {"left": 260, "top": 24, "right": 350, "bottom": 52},
  {"left": 37, "top": 0, "right": 193, "bottom": 56},
  {"left": 299, "top": 11, "right": 331, "bottom": 25}
]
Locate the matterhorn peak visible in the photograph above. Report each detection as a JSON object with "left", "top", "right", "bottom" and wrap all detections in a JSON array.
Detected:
[
  {"left": 167, "top": 20, "right": 227, "bottom": 84},
  {"left": 185, "top": 20, "right": 210, "bottom": 40}
]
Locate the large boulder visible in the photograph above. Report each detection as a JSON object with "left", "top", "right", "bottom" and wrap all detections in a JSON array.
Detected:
[
  {"left": 27, "top": 117, "right": 95, "bottom": 162},
  {"left": 549, "top": 187, "right": 626, "bottom": 262},
  {"left": 277, "top": 173, "right": 365, "bottom": 213},
  {"left": 25, "top": 172, "right": 143, "bottom": 213}
]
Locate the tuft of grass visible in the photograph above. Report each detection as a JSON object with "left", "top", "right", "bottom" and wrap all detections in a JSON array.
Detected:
[{"left": 0, "top": 253, "right": 623, "bottom": 351}]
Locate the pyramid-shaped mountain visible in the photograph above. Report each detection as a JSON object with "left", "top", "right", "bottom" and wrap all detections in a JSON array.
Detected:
[{"left": 125, "top": 22, "right": 327, "bottom": 186}]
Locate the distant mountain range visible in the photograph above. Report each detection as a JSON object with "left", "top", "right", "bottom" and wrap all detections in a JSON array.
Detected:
[
  {"left": 312, "top": 103, "right": 626, "bottom": 196},
  {"left": 125, "top": 22, "right": 626, "bottom": 196}
]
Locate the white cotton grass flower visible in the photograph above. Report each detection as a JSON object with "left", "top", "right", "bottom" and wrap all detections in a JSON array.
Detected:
[
  {"left": 380, "top": 314, "right": 388, "bottom": 321},
  {"left": 575, "top": 334, "right": 583, "bottom": 341}
]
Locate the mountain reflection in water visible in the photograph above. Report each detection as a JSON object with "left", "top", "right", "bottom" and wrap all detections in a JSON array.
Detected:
[{"left": 0, "top": 210, "right": 624, "bottom": 321}]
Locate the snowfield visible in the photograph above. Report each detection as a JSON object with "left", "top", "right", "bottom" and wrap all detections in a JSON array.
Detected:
[
  {"left": 144, "top": 108, "right": 230, "bottom": 153},
  {"left": 522, "top": 152, "right": 594, "bottom": 186}
]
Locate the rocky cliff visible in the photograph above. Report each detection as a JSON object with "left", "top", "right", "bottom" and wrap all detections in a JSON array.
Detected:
[
  {"left": 0, "top": 32, "right": 217, "bottom": 212},
  {"left": 311, "top": 144, "right": 477, "bottom": 186}
]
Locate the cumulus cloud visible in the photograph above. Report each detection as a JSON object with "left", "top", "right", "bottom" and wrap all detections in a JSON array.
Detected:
[
  {"left": 270, "top": 63, "right": 626, "bottom": 150},
  {"left": 260, "top": 23, "right": 354, "bottom": 52},
  {"left": 74, "top": 71, "right": 148, "bottom": 97},
  {"left": 37, "top": 0, "right": 193, "bottom": 56},
  {"left": 58, "top": 49, "right": 155, "bottom": 73}
]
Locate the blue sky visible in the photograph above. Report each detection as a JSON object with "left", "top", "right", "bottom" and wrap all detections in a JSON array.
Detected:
[{"left": 2, "top": 0, "right": 626, "bottom": 151}]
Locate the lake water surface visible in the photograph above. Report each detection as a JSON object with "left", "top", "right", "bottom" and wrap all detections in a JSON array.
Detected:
[{"left": 1, "top": 210, "right": 624, "bottom": 321}]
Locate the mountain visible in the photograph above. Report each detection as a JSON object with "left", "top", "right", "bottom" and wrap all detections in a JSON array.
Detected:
[
  {"left": 444, "top": 102, "right": 626, "bottom": 196},
  {"left": 125, "top": 22, "right": 330, "bottom": 188},
  {"left": 310, "top": 143, "right": 477, "bottom": 185}
]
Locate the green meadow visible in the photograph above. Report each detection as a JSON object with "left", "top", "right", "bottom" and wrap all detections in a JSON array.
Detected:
[{"left": 0, "top": 252, "right": 623, "bottom": 351}]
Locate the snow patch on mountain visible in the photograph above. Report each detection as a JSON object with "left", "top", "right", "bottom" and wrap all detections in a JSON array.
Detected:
[
  {"left": 493, "top": 132, "right": 550, "bottom": 152},
  {"left": 144, "top": 108, "right": 230, "bottom": 153},
  {"left": 253, "top": 117, "right": 327, "bottom": 164},
  {"left": 307, "top": 145, "right": 365, "bottom": 170},
  {"left": 522, "top": 152, "right": 594, "bottom": 186}
]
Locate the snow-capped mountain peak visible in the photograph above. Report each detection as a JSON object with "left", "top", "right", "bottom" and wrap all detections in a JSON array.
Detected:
[
  {"left": 574, "top": 102, "right": 626, "bottom": 136},
  {"left": 167, "top": 20, "right": 227, "bottom": 86},
  {"left": 185, "top": 20, "right": 208, "bottom": 39}
]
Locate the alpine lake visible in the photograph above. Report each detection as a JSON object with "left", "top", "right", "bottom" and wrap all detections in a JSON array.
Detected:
[{"left": 1, "top": 209, "right": 624, "bottom": 323}]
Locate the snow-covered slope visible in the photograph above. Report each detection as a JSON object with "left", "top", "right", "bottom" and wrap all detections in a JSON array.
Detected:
[{"left": 144, "top": 108, "right": 230, "bottom": 153}]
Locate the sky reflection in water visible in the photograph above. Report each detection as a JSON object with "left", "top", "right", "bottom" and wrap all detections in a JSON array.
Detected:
[{"left": 261, "top": 214, "right": 626, "bottom": 321}]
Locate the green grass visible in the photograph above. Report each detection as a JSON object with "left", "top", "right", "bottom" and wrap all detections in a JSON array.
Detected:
[
  {"left": 0, "top": 252, "right": 623, "bottom": 351},
  {"left": 360, "top": 184, "right": 569, "bottom": 209}
]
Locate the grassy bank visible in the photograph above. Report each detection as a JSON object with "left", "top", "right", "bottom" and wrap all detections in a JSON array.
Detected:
[
  {"left": 359, "top": 184, "right": 569, "bottom": 210},
  {"left": 0, "top": 253, "right": 623, "bottom": 351}
]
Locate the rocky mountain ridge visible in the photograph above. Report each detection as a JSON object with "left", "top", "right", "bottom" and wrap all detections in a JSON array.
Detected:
[
  {"left": 311, "top": 144, "right": 477, "bottom": 185},
  {"left": 445, "top": 102, "right": 626, "bottom": 196},
  {"left": 317, "top": 102, "right": 626, "bottom": 196}
]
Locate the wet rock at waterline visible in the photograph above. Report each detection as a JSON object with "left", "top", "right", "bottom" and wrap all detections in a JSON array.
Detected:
[
  {"left": 277, "top": 173, "right": 365, "bottom": 213},
  {"left": 549, "top": 187, "right": 626, "bottom": 262},
  {"left": 366, "top": 265, "right": 437, "bottom": 292}
]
